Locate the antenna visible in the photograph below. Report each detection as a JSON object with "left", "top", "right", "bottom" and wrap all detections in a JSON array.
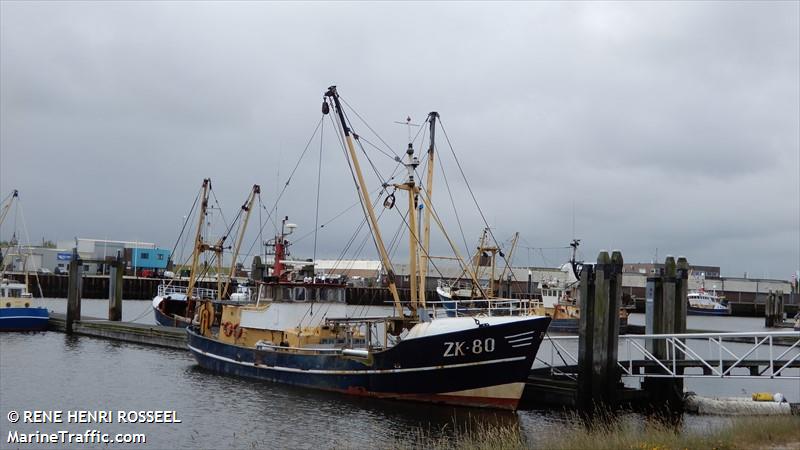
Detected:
[
  {"left": 571, "top": 201, "right": 576, "bottom": 240},
  {"left": 394, "top": 116, "right": 420, "bottom": 144}
]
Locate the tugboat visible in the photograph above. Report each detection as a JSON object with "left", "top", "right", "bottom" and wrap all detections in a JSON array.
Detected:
[{"left": 186, "top": 86, "right": 551, "bottom": 410}]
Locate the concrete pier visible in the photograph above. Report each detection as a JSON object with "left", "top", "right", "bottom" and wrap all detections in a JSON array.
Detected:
[{"left": 48, "top": 313, "right": 186, "bottom": 350}]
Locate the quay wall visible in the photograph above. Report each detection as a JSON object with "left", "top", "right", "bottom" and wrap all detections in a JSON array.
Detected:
[
  {"left": 7, "top": 273, "right": 796, "bottom": 316},
  {"left": 5, "top": 273, "right": 434, "bottom": 306}
]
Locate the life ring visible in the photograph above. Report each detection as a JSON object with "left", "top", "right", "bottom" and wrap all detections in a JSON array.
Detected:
[
  {"left": 222, "top": 321, "right": 233, "bottom": 337},
  {"left": 235, "top": 326, "right": 243, "bottom": 340}
]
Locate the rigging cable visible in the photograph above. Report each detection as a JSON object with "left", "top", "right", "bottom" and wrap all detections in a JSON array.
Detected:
[
  {"left": 439, "top": 119, "right": 519, "bottom": 286},
  {"left": 240, "top": 117, "right": 325, "bottom": 262},
  {"left": 313, "top": 116, "right": 324, "bottom": 262},
  {"left": 171, "top": 188, "right": 202, "bottom": 260},
  {"left": 16, "top": 199, "right": 45, "bottom": 298}
]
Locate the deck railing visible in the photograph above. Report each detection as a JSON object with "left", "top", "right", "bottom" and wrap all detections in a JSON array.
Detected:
[{"left": 157, "top": 284, "right": 218, "bottom": 300}]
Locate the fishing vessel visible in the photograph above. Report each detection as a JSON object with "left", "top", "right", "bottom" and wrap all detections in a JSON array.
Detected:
[
  {"left": 0, "top": 279, "right": 48, "bottom": 331},
  {"left": 0, "top": 190, "right": 49, "bottom": 331},
  {"left": 687, "top": 288, "right": 730, "bottom": 316},
  {"left": 152, "top": 180, "right": 259, "bottom": 327},
  {"left": 187, "top": 86, "right": 551, "bottom": 410}
]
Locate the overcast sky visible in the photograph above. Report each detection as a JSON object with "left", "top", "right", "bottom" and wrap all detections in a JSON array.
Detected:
[{"left": 1, "top": 1, "right": 798, "bottom": 279}]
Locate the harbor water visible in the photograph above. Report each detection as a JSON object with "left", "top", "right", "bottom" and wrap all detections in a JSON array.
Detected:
[{"left": 1, "top": 299, "right": 797, "bottom": 448}]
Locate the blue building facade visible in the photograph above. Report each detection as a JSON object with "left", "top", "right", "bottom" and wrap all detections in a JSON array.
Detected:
[{"left": 131, "top": 247, "right": 171, "bottom": 270}]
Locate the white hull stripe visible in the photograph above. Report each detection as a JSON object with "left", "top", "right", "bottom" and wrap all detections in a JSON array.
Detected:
[
  {"left": 507, "top": 336, "right": 533, "bottom": 344},
  {"left": 505, "top": 330, "right": 536, "bottom": 339},
  {"left": 0, "top": 316, "right": 48, "bottom": 320},
  {"left": 188, "top": 344, "right": 526, "bottom": 375},
  {"left": 511, "top": 343, "right": 532, "bottom": 348}
]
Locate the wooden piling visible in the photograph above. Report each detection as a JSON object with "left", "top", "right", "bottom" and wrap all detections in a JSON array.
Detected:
[
  {"left": 607, "top": 251, "right": 623, "bottom": 388},
  {"left": 674, "top": 257, "right": 689, "bottom": 335},
  {"left": 672, "top": 257, "right": 688, "bottom": 390},
  {"left": 645, "top": 273, "right": 662, "bottom": 353},
  {"left": 642, "top": 256, "right": 685, "bottom": 412},
  {"left": 577, "top": 250, "right": 622, "bottom": 409},
  {"left": 577, "top": 263, "right": 595, "bottom": 409},
  {"left": 108, "top": 257, "right": 123, "bottom": 321},
  {"left": 765, "top": 290, "right": 785, "bottom": 328},
  {"left": 590, "top": 251, "right": 611, "bottom": 406},
  {"left": 66, "top": 250, "right": 82, "bottom": 334}
]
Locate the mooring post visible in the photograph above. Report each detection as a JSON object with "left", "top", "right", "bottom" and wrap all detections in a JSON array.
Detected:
[
  {"left": 590, "top": 251, "right": 612, "bottom": 407},
  {"left": 674, "top": 257, "right": 689, "bottom": 335},
  {"left": 765, "top": 291, "right": 775, "bottom": 328},
  {"left": 577, "top": 263, "right": 595, "bottom": 410},
  {"left": 645, "top": 272, "right": 662, "bottom": 353},
  {"left": 108, "top": 255, "right": 123, "bottom": 321},
  {"left": 605, "top": 250, "right": 623, "bottom": 403},
  {"left": 527, "top": 269, "right": 532, "bottom": 298},
  {"left": 662, "top": 256, "right": 677, "bottom": 341},
  {"left": 66, "top": 248, "right": 82, "bottom": 334},
  {"left": 672, "top": 257, "right": 689, "bottom": 388},
  {"left": 643, "top": 256, "right": 683, "bottom": 412}
]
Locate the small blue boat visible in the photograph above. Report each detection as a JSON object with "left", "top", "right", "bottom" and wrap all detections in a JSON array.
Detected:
[{"left": 0, "top": 279, "right": 49, "bottom": 332}]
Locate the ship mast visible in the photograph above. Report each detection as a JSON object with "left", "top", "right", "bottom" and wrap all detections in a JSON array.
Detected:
[
  {"left": 324, "top": 86, "right": 405, "bottom": 317},
  {"left": 395, "top": 143, "right": 421, "bottom": 313},
  {"left": 222, "top": 184, "right": 260, "bottom": 297},
  {"left": 186, "top": 178, "right": 211, "bottom": 302},
  {"left": 0, "top": 190, "right": 18, "bottom": 271},
  {"left": 270, "top": 216, "right": 296, "bottom": 282},
  {"left": 0, "top": 190, "right": 18, "bottom": 227},
  {"left": 187, "top": 179, "right": 227, "bottom": 318},
  {"left": 418, "top": 112, "right": 438, "bottom": 308}
]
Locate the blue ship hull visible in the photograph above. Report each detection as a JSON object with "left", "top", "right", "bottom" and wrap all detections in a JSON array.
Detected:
[
  {"left": 187, "top": 316, "right": 551, "bottom": 410},
  {"left": 687, "top": 306, "right": 731, "bottom": 316},
  {"left": 0, "top": 307, "right": 49, "bottom": 331},
  {"left": 153, "top": 305, "right": 191, "bottom": 327}
]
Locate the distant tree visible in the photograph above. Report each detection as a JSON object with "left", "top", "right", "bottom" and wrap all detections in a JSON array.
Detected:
[{"left": 41, "top": 239, "right": 56, "bottom": 248}]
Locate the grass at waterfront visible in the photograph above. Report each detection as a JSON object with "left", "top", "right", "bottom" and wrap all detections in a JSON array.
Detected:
[
  {"left": 538, "top": 414, "right": 800, "bottom": 450},
  {"left": 401, "top": 414, "right": 800, "bottom": 450}
]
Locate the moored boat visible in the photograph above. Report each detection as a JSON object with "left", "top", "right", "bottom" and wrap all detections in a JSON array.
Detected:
[
  {"left": 186, "top": 86, "right": 551, "bottom": 410},
  {"left": 0, "top": 191, "right": 48, "bottom": 332},
  {"left": 687, "top": 288, "right": 730, "bottom": 316},
  {"left": 0, "top": 279, "right": 48, "bottom": 331},
  {"left": 152, "top": 180, "right": 259, "bottom": 327},
  {"left": 187, "top": 311, "right": 548, "bottom": 409}
]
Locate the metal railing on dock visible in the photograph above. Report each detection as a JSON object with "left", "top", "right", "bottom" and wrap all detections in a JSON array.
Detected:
[{"left": 540, "top": 331, "right": 800, "bottom": 379}]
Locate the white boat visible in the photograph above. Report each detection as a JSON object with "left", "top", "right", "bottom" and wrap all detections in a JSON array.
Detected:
[{"left": 687, "top": 289, "right": 730, "bottom": 316}]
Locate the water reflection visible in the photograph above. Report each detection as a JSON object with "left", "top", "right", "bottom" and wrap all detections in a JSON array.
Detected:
[{"left": 2, "top": 304, "right": 797, "bottom": 448}]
